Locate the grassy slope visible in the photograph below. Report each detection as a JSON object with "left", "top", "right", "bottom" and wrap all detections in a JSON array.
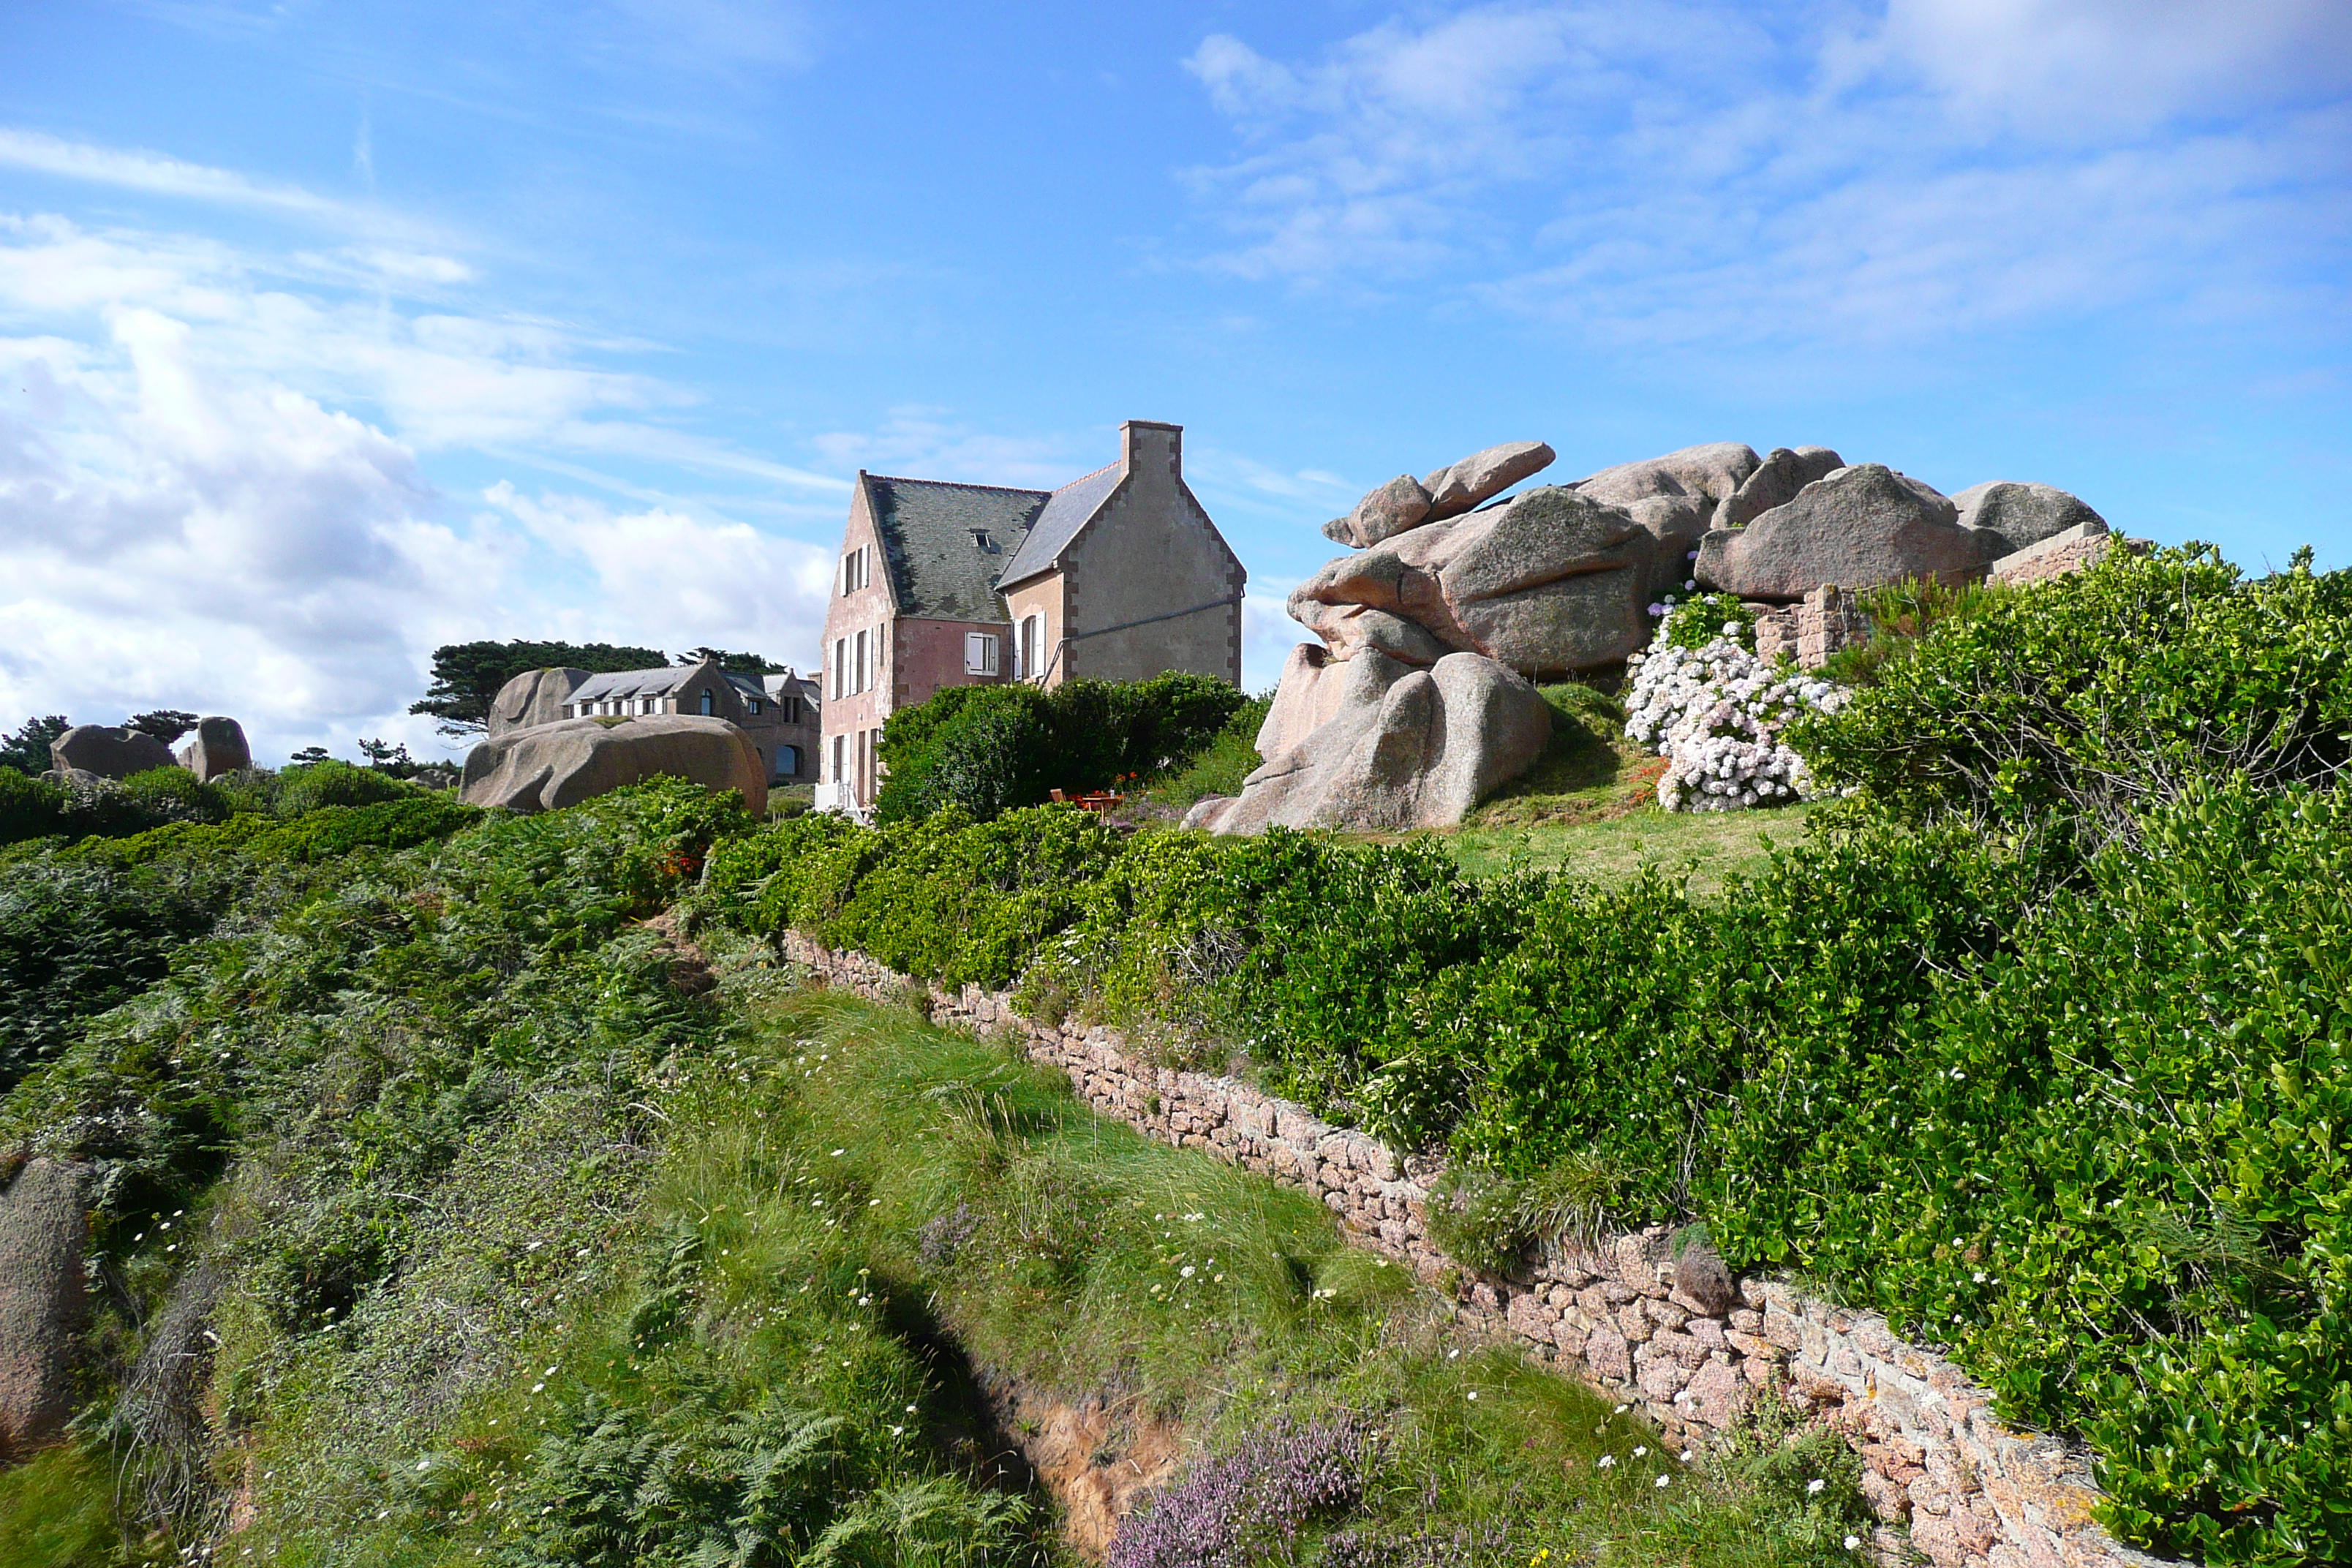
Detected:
[{"left": 226, "top": 981, "right": 1872, "bottom": 1568}]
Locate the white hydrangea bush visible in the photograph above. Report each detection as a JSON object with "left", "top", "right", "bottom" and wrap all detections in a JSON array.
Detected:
[{"left": 1624, "top": 600, "right": 1849, "bottom": 812}]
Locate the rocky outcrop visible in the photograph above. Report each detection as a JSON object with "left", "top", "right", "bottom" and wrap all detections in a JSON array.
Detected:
[
  {"left": 459, "top": 714, "right": 767, "bottom": 815},
  {"left": 1953, "top": 481, "right": 2105, "bottom": 556},
  {"left": 488, "top": 667, "right": 594, "bottom": 737},
  {"left": 1186, "top": 649, "right": 1549, "bottom": 834},
  {"left": 1322, "top": 440, "right": 1556, "bottom": 549},
  {"left": 1695, "top": 464, "right": 1978, "bottom": 601},
  {"left": 1573, "top": 441, "right": 1760, "bottom": 510},
  {"left": 174, "top": 716, "right": 251, "bottom": 782},
  {"left": 1711, "top": 445, "right": 1845, "bottom": 532},
  {"left": 0, "top": 1158, "right": 93, "bottom": 1463},
  {"left": 49, "top": 725, "right": 176, "bottom": 780},
  {"left": 1292, "top": 484, "right": 1659, "bottom": 677}
]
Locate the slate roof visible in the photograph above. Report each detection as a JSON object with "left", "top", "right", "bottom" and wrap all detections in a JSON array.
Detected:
[
  {"left": 566, "top": 666, "right": 772, "bottom": 706},
  {"left": 864, "top": 475, "right": 1052, "bottom": 621},
  {"left": 567, "top": 666, "right": 701, "bottom": 704},
  {"left": 996, "top": 461, "right": 1124, "bottom": 591}
]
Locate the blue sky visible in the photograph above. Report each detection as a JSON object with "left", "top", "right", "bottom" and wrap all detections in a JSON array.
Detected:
[{"left": 1, "top": 1, "right": 2347, "bottom": 763}]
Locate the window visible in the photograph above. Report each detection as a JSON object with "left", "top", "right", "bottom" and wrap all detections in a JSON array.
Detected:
[
  {"left": 1019, "top": 614, "right": 1041, "bottom": 680},
  {"left": 830, "top": 734, "right": 845, "bottom": 783},
  {"left": 853, "top": 629, "right": 870, "bottom": 695},
  {"left": 832, "top": 638, "right": 847, "bottom": 701},
  {"left": 698, "top": 689, "right": 715, "bottom": 716},
  {"left": 840, "top": 545, "right": 870, "bottom": 595},
  {"left": 778, "top": 745, "right": 799, "bottom": 779},
  {"left": 748, "top": 698, "right": 763, "bottom": 715},
  {"left": 965, "top": 632, "right": 1000, "bottom": 675},
  {"left": 642, "top": 696, "right": 657, "bottom": 715}
]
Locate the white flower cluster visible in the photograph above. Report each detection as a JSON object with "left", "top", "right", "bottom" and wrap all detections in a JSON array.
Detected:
[{"left": 1624, "top": 606, "right": 1847, "bottom": 812}]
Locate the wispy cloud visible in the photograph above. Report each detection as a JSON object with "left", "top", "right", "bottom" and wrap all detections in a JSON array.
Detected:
[
  {"left": 1178, "top": 1, "right": 2352, "bottom": 345},
  {"left": 0, "top": 126, "right": 424, "bottom": 235}
]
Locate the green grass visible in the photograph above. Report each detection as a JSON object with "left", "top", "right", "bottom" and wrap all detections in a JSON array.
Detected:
[
  {"left": 1356, "top": 682, "right": 1816, "bottom": 892},
  {"left": 1436, "top": 801, "right": 1815, "bottom": 892},
  {"left": 225, "top": 984, "right": 1874, "bottom": 1567},
  {"left": 0, "top": 1444, "right": 156, "bottom": 1568}
]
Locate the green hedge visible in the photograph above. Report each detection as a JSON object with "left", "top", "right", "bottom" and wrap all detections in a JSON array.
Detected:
[{"left": 693, "top": 547, "right": 2352, "bottom": 1564}]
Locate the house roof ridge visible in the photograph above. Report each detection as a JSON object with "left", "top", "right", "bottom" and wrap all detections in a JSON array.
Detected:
[
  {"left": 1048, "top": 459, "right": 1120, "bottom": 492},
  {"left": 867, "top": 472, "right": 1054, "bottom": 497}
]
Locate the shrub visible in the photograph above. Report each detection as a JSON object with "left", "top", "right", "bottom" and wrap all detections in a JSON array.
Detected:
[
  {"left": 1624, "top": 603, "right": 1844, "bottom": 812},
  {"left": 1790, "top": 544, "right": 2352, "bottom": 842},
  {"left": 272, "top": 758, "right": 414, "bottom": 817},
  {"left": 0, "top": 767, "right": 68, "bottom": 847},
  {"left": 875, "top": 674, "right": 1249, "bottom": 823}
]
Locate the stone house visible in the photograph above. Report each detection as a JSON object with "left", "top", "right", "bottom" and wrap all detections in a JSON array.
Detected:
[
  {"left": 490, "top": 656, "right": 821, "bottom": 785},
  {"left": 818, "top": 420, "right": 1245, "bottom": 815}
]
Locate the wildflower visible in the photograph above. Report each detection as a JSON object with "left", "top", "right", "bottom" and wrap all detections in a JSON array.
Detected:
[
  {"left": 1655, "top": 1473, "right": 1670, "bottom": 1488},
  {"left": 415, "top": 1457, "right": 431, "bottom": 1471},
  {"left": 1467, "top": 1391, "right": 1479, "bottom": 1401},
  {"left": 1597, "top": 1454, "right": 1616, "bottom": 1469},
  {"left": 1633, "top": 1446, "right": 1646, "bottom": 1458},
  {"left": 1680, "top": 1449, "right": 1695, "bottom": 1462},
  {"left": 1807, "top": 1477, "right": 1825, "bottom": 1495},
  {"left": 1844, "top": 1537, "right": 1861, "bottom": 1551},
  {"left": 1181, "top": 1265, "right": 1196, "bottom": 1278},
  {"left": 1613, "top": 1403, "right": 1628, "bottom": 1413},
  {"left": 831, "top": 1149, "right": 844, "bottom": 1157}
]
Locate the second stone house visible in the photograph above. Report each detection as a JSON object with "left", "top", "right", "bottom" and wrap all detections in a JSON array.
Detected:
[{"left": 818, "top": 420, "right": 1245, "bottom": 815}]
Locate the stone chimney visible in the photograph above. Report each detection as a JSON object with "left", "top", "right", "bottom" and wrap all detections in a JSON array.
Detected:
[{"left": 1118, "top": 420, "right": 1183, "bottom": 482}]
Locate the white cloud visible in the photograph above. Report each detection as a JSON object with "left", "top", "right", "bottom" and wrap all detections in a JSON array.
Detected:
[
  {"left": 1878, "top": 0, "right": 2352, "bottom": 133},
  {"left": 0, "top": 205, "right": 847, "bottom": 758},
  {"left": 481, "top": 481, "right": 832, "bottom": 666},
  {"left": 1179, "top": 2, "right": 2352, "bottom": 343}
]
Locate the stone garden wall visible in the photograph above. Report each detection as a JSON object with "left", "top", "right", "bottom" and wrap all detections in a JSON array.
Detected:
[{"left": 779, "top": 930, "right": 2177, "bottom": 1568}]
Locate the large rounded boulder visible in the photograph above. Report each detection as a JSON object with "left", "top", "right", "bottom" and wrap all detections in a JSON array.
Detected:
[
  {"left": 1186, "top": 647, "right": 1549, "bottom": 834},
  {"left": 175, "top": 716, "right": 251, "bottom": 782},
  {"left": 1952, "top": 480, "right": 2106, "bottom": 555},
  {"left": 460, "top": 714, "right": 766, "bottom": 815},
  {"left": 1694, "top": 463, "right": 1978, "bottom": 600},
  {"left": 487, "top": 667, "right": 593, "bottom": 736},
  {"left": 48, "top": 725, "right": 176, "bottom": 780}
]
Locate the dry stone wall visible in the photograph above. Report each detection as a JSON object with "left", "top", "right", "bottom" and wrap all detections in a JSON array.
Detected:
[{"left": 778, "top": 931, "right": 2179, "bottom": 1568}]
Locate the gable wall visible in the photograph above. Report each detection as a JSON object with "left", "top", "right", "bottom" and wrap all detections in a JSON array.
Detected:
[{"left": 1058, "top": 423, "right": 1243, "bottom": 687}]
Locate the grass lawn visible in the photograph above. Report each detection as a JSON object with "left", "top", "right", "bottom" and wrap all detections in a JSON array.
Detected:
[
  {"left": 1437, "top": 800, "right": 1814, "bottom": 891},
  {"left": 1360, "top": 682, "right": 1817, "bottom": 892}
]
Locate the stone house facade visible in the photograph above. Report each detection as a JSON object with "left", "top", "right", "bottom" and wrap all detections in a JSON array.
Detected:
[
  {"left": 818, "top": 421, "right": 1245, "bottom": 816},
  {"left": 489, "top": 656, "right": 820, "bottom": 785}
]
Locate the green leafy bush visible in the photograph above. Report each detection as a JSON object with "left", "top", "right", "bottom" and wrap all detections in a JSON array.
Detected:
[
  {"left": 1793, "top": 545, "right": 2352, "bottom": 839},
  {"left": 874, "top": 672, "right": 1248, "bottom": 823},
  {"left": 271, "top": 758, "right": 416, "bottom": 817}
]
